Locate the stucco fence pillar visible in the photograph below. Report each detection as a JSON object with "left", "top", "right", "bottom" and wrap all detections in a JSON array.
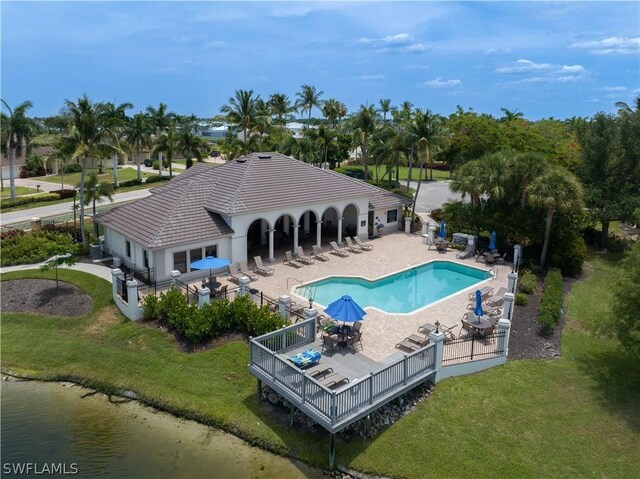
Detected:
[
  {"left": 428, "top": 328, "right": 445, "bottom": 383},
  {"left": 507, "top": 272, "right": 518, "bottom": 294},
  {"left": 503, "top": 292, "right": 515, "bottom": 321},
  {"left": 198, "top": 287, "right": 211, "bottom": 308},
  {"left": 238, "top": 276, "right": 251, "bottom": 297},
  {"left": 513, "top": 244, "right": 522, "bottom": 271},
  {"left": 278, "top": 295, "right": 291, "bottom": 320}
]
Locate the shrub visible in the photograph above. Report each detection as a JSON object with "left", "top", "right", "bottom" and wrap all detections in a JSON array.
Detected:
[
  {"left": 0, "top": 193, "right": 61, "bottom": 210},
  {"left": 64, "top": 163, "right": 83, "bottom": 173},
  {"left": 0, "top": 229, "right": 26, "bottom": 241},
  {"left": 119, "top": 178, "right": 143, "bottom": 187},
  {"left": 429, "top": 208, "right": 443, "bottom": 223},
  {"left": 606, "top": 234, "right": 627, "bottom": 253},
  {"left": 144, "top": 175, "right": 171, "bottom": 184},
  {"left": 538, "top": 268, "right": 564, "bottom": 336},
  {"left": 519, "top": 271, "right": 537, "bottom": 294},
  {"left": 514, "top": 293, "right": 528, "bottom": 306},
  {"left": 141, "top": 294, "right": 161, "bottom": 321},
  {"left": 0, "top": 230, "right": 82, "bottom": 266},
  {"left": 550, "top": 236, "right": 587, "bottom": 277},
  {"left": 51, "top": 189, "right": 77, "bottom": 199},
  {"left": 151, "top": 160, "right": 159, "bottom": 170},
  {"left": 159, "top": 287, "right": 189, "bottom": 331}
]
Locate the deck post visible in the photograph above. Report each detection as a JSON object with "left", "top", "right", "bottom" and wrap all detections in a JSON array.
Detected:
[
  {"left": 301, "top": 374, "right": 306, "bottom": 404},
  {"left": 428, "top": 330, "right": 445, "bottom": 383},
  {"left": 256, "top": 378, "right": 262, "bottom": 404},
  {"left": 369, "top": 374, "right": 374, "bottom": 404},
  {"left": 503, "top": 292, "right": 515, "bottom": 320},
  {"left": 278, "top": 295, "right": 291, "bottom": 320},
  {"left": 403, "top": 355, "right": 408, "bottom": 385},
  {"left": 329, "top": 433, "right": 336, "bottom": 470},
  {"left": 304, "top": 308, "right": 317, "bottom": 338},
  {"left": 331, "top": 391, "right": 337, "bottom": 426}
]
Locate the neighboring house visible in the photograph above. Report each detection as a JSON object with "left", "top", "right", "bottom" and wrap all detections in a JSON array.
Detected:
[
  {"left": 194, "top": 122, "right": 229, "bottom": 140},
  {"left": 97, "top": 152, "right": 409, "bottom": 281}
]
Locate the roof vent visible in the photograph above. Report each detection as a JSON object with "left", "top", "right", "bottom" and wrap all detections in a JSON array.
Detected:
[
  {"left": 237, "top": 158, "right": 247, "bottom": 163},
  {"left": 258, "top": 154, "right": 271, "bottom": 159}
]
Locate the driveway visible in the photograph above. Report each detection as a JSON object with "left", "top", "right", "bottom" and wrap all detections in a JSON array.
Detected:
[{"left": 409, "top": 180, "right": 465, "bottom": 219}]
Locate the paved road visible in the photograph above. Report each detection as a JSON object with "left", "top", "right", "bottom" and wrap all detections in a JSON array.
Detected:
[
  {"left": 409, "top": 180, "right": 465, "bottom": 219},
  {"left": 1, "top": 188, "right": 152, "bottom": 225}
]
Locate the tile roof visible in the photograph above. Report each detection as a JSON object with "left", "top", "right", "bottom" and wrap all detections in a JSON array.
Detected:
[{"left": 99, "top": 153, "right": 409, "bottom": 248}]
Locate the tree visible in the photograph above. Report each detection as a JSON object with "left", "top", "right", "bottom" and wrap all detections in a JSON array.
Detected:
[
  {"left": 378, "top": 99, "right": 392, "bottom": 122},
  {"left": 268, "top": 93, "right": 294, "bottom": 125},
  {"left": 296, "top": 84, "right": 324, "bottom": 121},
  {"left": 178, "top": 129, "right": 209, "bottom": 167},
  {"left": 152, "top": 122, "right": 178, "bottom": 177},
  {"left": 499, "top": 107, "right": 524, "bottom": 122},
  {"left": 82, "top": 171, "right": 114, "bottom": 238},
  {"left": 146, "top": 102, "right": 173, "bottom": 177},
  {"left": 103, "top": 101, "right": 133, "bottom": 187},
  {"left": 351, "top": 105, "right": 378, "bottom": 180},
  {"left": 1, "top": 100, "right": 36, "bottom": 200},
  {"left": 527, "top": 167, "right": 584, "bottom": 267},
  {"left": 64, "top": 95, "right": 117, "bottom": 247},
  {"left": 322, "top": 98, "right": 348, "bottom": 128},
  {"left": 124, "top": 112, "right": 152, "bottom": 181},
  {"left": 220, "top": 90, "right": 259, "bottom": 142},
  {"left": 610, "top": 242, "right": 640, "bottom": 353}
]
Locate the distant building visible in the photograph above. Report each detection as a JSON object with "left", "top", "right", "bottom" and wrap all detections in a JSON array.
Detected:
[{"left": 194, "top": 122, "right": 229, "bottom": 140}]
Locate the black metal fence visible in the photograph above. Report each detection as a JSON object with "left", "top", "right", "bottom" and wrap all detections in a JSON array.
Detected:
[{"left": 442, "top": 330, "right": 506, "bottom": 363}]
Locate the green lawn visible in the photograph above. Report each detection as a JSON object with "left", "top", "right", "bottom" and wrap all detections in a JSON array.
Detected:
[
  {"left": 2, "top": 254, "right": 638, "bottom": 477},
  {"left": 354, "top": 164, "right": 451, "bottom": 182},
  {"left": 1, "top": 186, "right": 38, "bottom": 198},
  {"left": 38, "top": 167, "right": 153, "bottom": 187}
]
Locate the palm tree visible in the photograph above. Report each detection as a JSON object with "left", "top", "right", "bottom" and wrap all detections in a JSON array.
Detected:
[
  {"left": 296, "top": 84, "right": 324, "bottom": 121},
  {"left": 178, "top": 129, "right": 209, "bottom": 167},
  {"left": 220, "top": 90, "right": 260, "bottom": 143},
  {"left": 378, "top": 99, "right": 392, "bottom": 122},
  {"left": 499, "top": 107, "right": 524, "bottom": 122},
  {"left": 614, "top": 97, "right": 640, "bottom": 116},
  {"left": 322, "top": 99, "right": 348, "bottom": 128},
  {"left": 527, "top": 167, "right": 584, "bottom": 267},
  {"left": 146, "top": 103, "right": 173, "bottom": 177},
  {"left": 1, "top": 100, "right": 36, "bottom": 200},
  {"left": 152, "top": 121, "right": 178, "bottom": 177},
  {"left": 103, "top": 101, "right": 133, "bottom": 187},
  {"left": 508, "top": 152, "right": 548, "bottom": 208},
  {"left": 124, "top": 113, "right": 152, "bottom": 181},
  {"left": 64, "top": 95, "right": 117, "bottom": 246},
  {"left": 450, "top": 159, "right": 483, "bottom": 208},
  {"left": 82, "top": 171, "right": 114, "bottom": 238},
  {"left": 351, "top": 105, "right": 378, "bottom": 180},
  {"left": 268, "top": 93, "right": 294, "bottom": 125}
]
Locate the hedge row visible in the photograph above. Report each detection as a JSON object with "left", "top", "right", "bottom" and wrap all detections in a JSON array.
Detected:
[
  {"left": 142, "top": 289, "right": 286, "bottom": 343},
  {"left": 538, "top": 268, "right": 564, "bottom": 336},
  {"left": 0, "top": 193, "right": 60, "bottom": 210},
  {"left": 144, "top": 175, "right": 172, "bottom": 184},
  {"left": 118, "top": 178, "right": 143, "bottom": 187},
  {"left": 519, "top": 271, "right": 537, "bottom": 294}
]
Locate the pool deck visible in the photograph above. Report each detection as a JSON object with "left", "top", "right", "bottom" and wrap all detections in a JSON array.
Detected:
[{"left": 225, "top": 232, "right": 512, "bottom": 363}]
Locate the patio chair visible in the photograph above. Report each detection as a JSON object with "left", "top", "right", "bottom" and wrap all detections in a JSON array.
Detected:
[
  {"left": 435, "top": 238, "right": 448, "bottom": 253},
  {"left": 395, "top": 338, "right": 426, "bottom": 352},
  {"left": 484, "top": 253, "right": 496, "bottom": 265},
  {"left": 329, "top": 241, "right": 350, "bottom": 257},
  {"left": 460, "top": 315, "right": 474, "bottom": 338},
  {"left": 322, "top": 373, "right": 350, "bottom": 389},
  {"left": 351, "top": 321, "right": 363, "bottom": 334},
  {"left": 468, "top": 286, "right": 494, "bottom": 302},
  {"left": 295, "top": 246, "right": 316, "bottom": 264},
  {"left": 312, "top": 245, "right": 329, "bottom": 262},
  {"left": 227, "top": 263, "right": 245, "bottom": 283},
  {"left": 305, "top": 363, "right": 333, "bottom": 379},
  {"left": 211, "top": 284, "right": 228, "bottom": 300},
  {"left": 353, "top": 236, "right": 374, "bottom": 251},
  {"left": 486, "top": 287, "right": 507, "bottom": 308},
  {"left": 344, "top": 236, "right": 364, "bottom": 253},
  {"left": 284, "top": 251, "right": 304, "bottom": 268},
  {"left": 346, "top": 331, "right": 363, "bottom": 352},
  {"left": 253, "top": 256, "right": 274, "bottom": 276},
  {"left": 321, "top": 333, "right": 339, "bottom": 354},
  {"left": 406, "top": 333, "right": 429, "bottom": 346},
  {"left": 239, "top": 260, "right": 259, "bottom": 281},
  {"left": 316, "top": 315, "right": 338, "bottom": 334}
]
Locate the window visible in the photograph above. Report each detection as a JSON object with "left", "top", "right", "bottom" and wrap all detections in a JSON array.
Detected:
[
  {"left": 173, "top": 251, "right": 187, "bottom": 273},
  {"left": 189, "top": 248, "right": 202, "bottom": 271},
  {"left": 143, "top": 250, "right": 149, "bottom": 268},
  {"left": 387, "top": 209, "right": 398, "bottom": 223},
  {"left": 205, "top": 245, "right": 217, "bottom": 258},
  {"left": 125, "top": 240, "right": 131, "bottom": 258}
]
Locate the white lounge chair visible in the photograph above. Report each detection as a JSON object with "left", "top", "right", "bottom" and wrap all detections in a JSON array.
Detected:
[
  {"left": 295, "top": 246, "right": 316, "bottom": 264},
  {"left": 227, "top": 262, "right": 245, "bottom": 283},
  {"left": 344, "top": 237, "right": 364, "bottom": 253},
  {"left": 239, "top": 260, "right": 259, "bottom": 281},
  {"left": 312, "top": 245, "right": 329, "bottom": 261},
  {"left": 353, "top": 236, "right": 373, "bottom": 250},
  {"left": 253, "top": 256, "right": 274, "bottom": 276},
  {"left": 284, "top": 250, "right": 304, "bottom": 268},
  {"left": 329, "top": 241, "right": 350, "bottom": 257}
]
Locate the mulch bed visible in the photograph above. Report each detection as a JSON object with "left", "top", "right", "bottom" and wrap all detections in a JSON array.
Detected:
[
  {"left": 508, "top": 274, "right": 576, "bottom": 361},
  {"left": 1, "top": 279, "right": 93, "bottom": 317}
]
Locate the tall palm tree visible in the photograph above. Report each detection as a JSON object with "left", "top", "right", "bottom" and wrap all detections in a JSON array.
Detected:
[
  {"left": 527, "top": 167, "right": 585, "bottom": 267},
  {"left": 614, "top": 97, "right": 640, "bottom": 116},
  {"left": 1, "top": 100, "right": 36, "bottom": 200},
  {"left": 146, "top": 102, "right": 173, "bottom": 177},
  {"left": 124, "top": 113, "right": 152, "bottom": 181},
  {"left": 152, "top": 121, "right": 178, "bottom": 177},
  {"left": 507, "top": 152, "right": 548, "bottom": 208},
  {"left": 296, "top": 84, "right": 324, "bottom": 121},
  {"left": 220, "top": 90, "right": 260, "bottom": 143},
  {"left": 450, "top": 159, "right": 483, "bottom": 208},
  {"left": 82, "top": 171, "right": 114, "bottom": 238},
  {"left": 351, "top": 105, "right": 378, "bottom": 180},
  {"left": 499, "top": 107, "right": 524, "bottom": 122},
  {"left": 178, "top": 129, "right": 209, "bottom": 167},
  {"left": 322, "top": 99, "right": 348, "bottom": 128},
  {"left": 103, "top": 101, "right": 133, "bottom": 187},
  {"left": 378, "top": 99, "right": 392, "bottom": 122},
  {"left": 268, "top": 93, "right": 294, "bottom": 125},
  {"left": 64, "top": 95, "right": 117, "bottom": 246}
]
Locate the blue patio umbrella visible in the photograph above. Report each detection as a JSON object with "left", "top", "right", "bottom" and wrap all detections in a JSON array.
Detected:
[
  {"left": 474, "top": 290, "right": 484, "bottom": 318},
  {"left": 439, "top": 220, "right": 447, "bottom": 239},
  {"left": 488, "top": 231, "right": 497, "bottom": 251},
  {"left": 324, "top": 295, "right": 367, "bottom": 324},
  {"left": 190, "top": 256, "right": 232, "bottom": 285}
]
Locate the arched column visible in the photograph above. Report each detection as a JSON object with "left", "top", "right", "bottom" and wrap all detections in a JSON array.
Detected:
[
  {"left": 293, "top": 223, "right": 300, "bottom": 250},
  {"left": 303, "top": 211, "right": 310, "bottom": 234},
  {"left": 316, "top": 220, "right": 322, "bottom": 247},
  {"left": 268, "top": 228, "right": 275, "bottom": 262},
  {"left": 260, "top": 219, "right": 268, "bottom": 245},
  {"left": 337, "top": 217, "right": 343, "bottom": 245}
]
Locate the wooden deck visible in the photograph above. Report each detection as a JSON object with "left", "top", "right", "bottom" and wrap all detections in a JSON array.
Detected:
[{"left": 248, "top": 318, "right": 436, "bottom": 433}]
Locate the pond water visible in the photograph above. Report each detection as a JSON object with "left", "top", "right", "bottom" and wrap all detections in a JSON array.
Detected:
[{"left": 1, "top": 380, "right": 322, "bottom": 478}]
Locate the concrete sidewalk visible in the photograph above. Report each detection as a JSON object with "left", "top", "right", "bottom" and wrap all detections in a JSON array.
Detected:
[{"left": 0, "top": 260, "right": 114, "bottom": 283}]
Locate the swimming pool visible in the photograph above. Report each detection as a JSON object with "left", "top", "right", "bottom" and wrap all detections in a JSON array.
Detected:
[{"left": 297, "top": 261, "right": 491, "bottom": 314}]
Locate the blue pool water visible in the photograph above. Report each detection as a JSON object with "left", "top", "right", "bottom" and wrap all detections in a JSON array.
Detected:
[{"left": 298, "top": 261, "right": 491, "bottom": 314}]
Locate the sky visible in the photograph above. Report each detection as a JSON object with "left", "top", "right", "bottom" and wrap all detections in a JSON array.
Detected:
[{"left": 1, "top": 1, "right": 639, "bottom": 120}]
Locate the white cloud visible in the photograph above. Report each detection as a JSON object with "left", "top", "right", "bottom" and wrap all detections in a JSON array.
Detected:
[
  {"left": 424, "top": 77, "right": 461, "bottom": 88},
  {"left": 572, "top": 36, "right": 640, "bottom": 55},
  {"left": 602, "top": 86, "right": 628, "bottom": 92},
  {"left": 205, "top": 40, "right": 226, "bottom": 49},
  {"left": 356, "top": 74, "right": 385, "bottom": 81},
  {"left": 403, "top": 43, "right": 429, "bottom": 53},
  {"left": 483, "top": 47, "right": 513, "bottom": 56},
  {"left": 495, "top": 59, "right": 587, "bottom": 84},
  {"left": 358, "top": 33, "right": 429, "bottom": 53},
  {"left": 359, "top": 33, "right": 410, "bottom": 45},
  {"left": 406, "top": 64, "right": 429, "bottom": 70}
]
